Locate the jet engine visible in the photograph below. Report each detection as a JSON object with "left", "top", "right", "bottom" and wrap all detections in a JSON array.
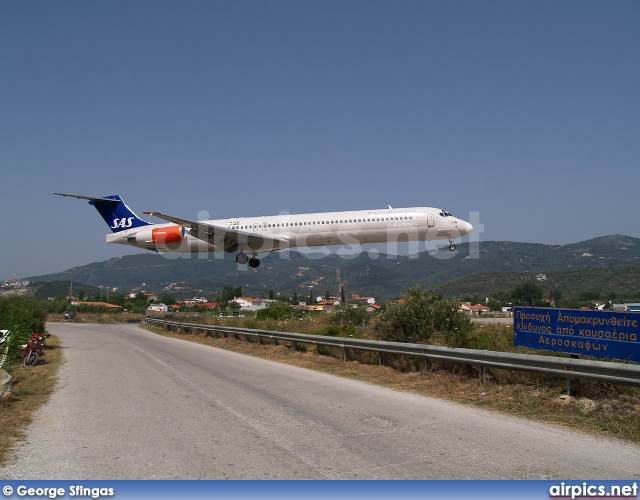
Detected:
[{"left": 130, "top": 226, "right": 185, "bottom": 250}]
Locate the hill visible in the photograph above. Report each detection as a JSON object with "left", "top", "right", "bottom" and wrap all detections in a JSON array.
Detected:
[
  {"left": 29, "top": 281, "right": 101, "bottom": 300},
  {"left": 434, "top": 263, "right": 640, "bottom": 299},
  {"left": 26, "top": 234, "right": 640, "bottom": 299}
]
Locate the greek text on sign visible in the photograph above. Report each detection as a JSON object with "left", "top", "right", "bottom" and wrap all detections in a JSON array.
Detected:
[{"left": 513, "top": 306, "right": 640, "bottom": 362}]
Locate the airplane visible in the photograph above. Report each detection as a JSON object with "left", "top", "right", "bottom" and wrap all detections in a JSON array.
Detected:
[{"left": 53, "top": 193, "right": 473, "bottom": 268}]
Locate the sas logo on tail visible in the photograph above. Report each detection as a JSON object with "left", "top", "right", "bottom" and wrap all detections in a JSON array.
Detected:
[{"left": 111, "top": 217, "right": 134, "bottom": 229}]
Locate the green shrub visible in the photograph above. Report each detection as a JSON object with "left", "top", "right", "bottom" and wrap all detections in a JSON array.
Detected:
[
  {"left": 0, "top": 297, "right": 47, "bottom": 366},
  {"left": 256, "top": 302, "right": 298, "bottom": 320},
  {"left": 372, "top": 286, "right": 473, "bottom": 347}
]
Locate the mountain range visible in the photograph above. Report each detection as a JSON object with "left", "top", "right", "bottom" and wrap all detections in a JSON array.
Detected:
[{"left": 26, "top": 234, "right": 640, "bottom": 300}]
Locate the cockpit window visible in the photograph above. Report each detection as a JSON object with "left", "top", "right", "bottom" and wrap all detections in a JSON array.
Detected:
[{"left": 439, "top": 210, "right": 453, "bottom": 217}]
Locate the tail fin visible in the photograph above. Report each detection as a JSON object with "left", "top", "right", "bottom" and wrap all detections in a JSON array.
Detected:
[{"left": 53, "top": 193, "right": 152, "bottom": 233}]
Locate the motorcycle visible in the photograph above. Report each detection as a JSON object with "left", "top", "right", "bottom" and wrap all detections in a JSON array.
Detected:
[{"left": 22, "top": 331, "right": 44, "bottom": 367}]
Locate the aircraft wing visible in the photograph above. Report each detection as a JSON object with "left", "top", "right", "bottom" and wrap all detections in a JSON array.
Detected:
[{"left": 142, "top": 211, "right": 289, "bottom": 253}]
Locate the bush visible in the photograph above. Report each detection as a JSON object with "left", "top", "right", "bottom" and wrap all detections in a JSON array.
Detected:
[
  {"left": 371, "top": 286, "right": 472, "bottom": 347},
  {"left": 256, "top": 302, "right": 298, "bottom": 320},
  {"left": 330, "top": 305, "right": 369, "bottom": 327},
  {"left": 321, "top": 324, "right": 364, "bottom": 339},
  {"left": 0, "top": 297, "right": 48, "bottom": 366}
]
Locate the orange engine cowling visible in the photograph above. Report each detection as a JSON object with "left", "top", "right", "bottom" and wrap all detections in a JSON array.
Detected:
[{"left": 152, "top": 226, "right": 183, "bottom": 245}]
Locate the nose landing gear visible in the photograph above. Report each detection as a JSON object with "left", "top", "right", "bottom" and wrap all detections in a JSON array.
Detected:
[{"left": 448, "top": 238, "right": 457, "bottom": 251}]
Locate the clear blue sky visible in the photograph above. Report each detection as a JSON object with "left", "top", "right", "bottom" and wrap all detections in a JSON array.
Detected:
[{"left": 1, "top": 0, "right": 639, "bottom": 280}]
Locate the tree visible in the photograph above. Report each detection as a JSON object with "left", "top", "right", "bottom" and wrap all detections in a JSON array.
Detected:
[
  {"left": 578, "top": 291, "right": 602, "bottom": 302},
  {"left": 549, "top": 288, "right": 563, "bottom": 307},
  {"left": 218, "top": 285, "right": 242, "bottom": 303},
  {"left": 511, "top": 282, "right": 544, "bottom": 306},
  {"left": 487, "top": 298, "right": 503, "bottom": 312},
  {"left": 491, "top": 290, "right": 511, "bottom": 303},
  {"left": 159, "top": 294, "right": 176, "bottom": 305},
  {"left": 372, "top": 286, "right": 472, "bottom": 347},
  {"left": 331, "top": 304, "right": 368, "bottom": 327}
]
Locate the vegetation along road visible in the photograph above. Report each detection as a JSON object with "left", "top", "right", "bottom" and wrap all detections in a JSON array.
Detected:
[{"left": 1, "top": 323, "right": 639, "bottom": 480}]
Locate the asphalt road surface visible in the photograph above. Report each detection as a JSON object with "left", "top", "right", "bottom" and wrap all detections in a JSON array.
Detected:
[{"left": 2, "top": 323, "right": 639, "bottom": 480}]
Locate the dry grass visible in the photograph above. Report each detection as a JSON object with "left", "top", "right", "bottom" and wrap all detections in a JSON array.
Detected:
[
  {"left": 47, "top": 313, "right": 146, "bottom": 323},
  {"left": 0, "top": 335, "right": 63, "bottom": 464},
  {"left": 145, "top": 324, "right": 640, "bottom": 444}
]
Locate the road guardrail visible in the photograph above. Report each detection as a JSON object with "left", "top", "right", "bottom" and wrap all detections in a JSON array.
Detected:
[{"left": 145, "top": 318, "right": 640, "bottom": 387}]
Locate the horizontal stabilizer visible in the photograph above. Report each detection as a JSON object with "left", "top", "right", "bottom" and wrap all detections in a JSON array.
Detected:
[
  {"left": 54, "top": 192, "right": 151, "bottom": 232},
  {"left": 52, "top": 192, "right": 120, "bottom": 203}
]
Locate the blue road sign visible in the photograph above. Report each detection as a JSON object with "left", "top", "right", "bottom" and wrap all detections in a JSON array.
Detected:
[{"left": 514, "top": 306, "right": 640, "bottom": 362}]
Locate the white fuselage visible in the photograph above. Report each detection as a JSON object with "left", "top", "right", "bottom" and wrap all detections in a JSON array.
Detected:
[{"left": 106, "top": 206, "right": 473, "bottom": 255}]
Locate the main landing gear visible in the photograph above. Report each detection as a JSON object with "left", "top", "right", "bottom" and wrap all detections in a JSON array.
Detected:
[
  {"left": 236, "top": 252, "right": 260, "bottom": 268},
  {"left": 448, "top": 238, "right": 457, "bottom": 251}
]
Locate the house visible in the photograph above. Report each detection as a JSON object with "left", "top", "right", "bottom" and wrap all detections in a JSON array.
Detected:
[
  {"left": 147, "top": 303, "right": 168, "bottom": 313},
  {"left": 182, "top": 297, "right": 209, "bottom": 305},
  {"left": 351, "top": 295, "right": 376, "bottom": 305},
  {"left": 317, "top": 296, "right": 340, "bottom": 304},
  {"left": 146, "top": 303, "right": 169, "bottom": 318},
  {"left": 316, "top": 300, "right": 340, "bottom": 313},
  {"left": 300, "top": 304, "right": 325, "bottom": 312},
  {"left": 611, "top": 303, "right": 640, "bottom": 312},
  {"left": 230, "top": 297, "right": 268, "bottom": 311},
  {"left": 363, "top": 304, "right": 382, "bottom": 313},
  {"left": 470, "top": 304, "right": 491, "bottom": 315},
  {"left": 127, "top": 291, "right": 158, "bottom": 301},
  {"left": 460, "top": 303, "right": 491, "bottom": 315}
]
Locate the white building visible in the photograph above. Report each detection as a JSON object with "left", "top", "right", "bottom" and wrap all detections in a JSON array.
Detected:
[
  {"left": 230, "top": 297, "right": 268, "bottom": 311},
  {"left": 611, "top": 303, "right": 640, "bottom": 312},
  {"left": 147, "top": 303, "right": 168, "bottom": 313}
]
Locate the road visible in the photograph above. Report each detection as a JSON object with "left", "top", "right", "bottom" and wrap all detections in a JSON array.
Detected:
[{"left": 1, "top": 323, "right": 639, "bottom": 480}]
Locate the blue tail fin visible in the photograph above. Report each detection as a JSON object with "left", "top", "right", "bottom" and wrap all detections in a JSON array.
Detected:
[
  {"left": 89, "top": 195, "right": 152, "bottom": 232},
  {"left": 53, "top": 193, "right": 152, "bottom": 233}
]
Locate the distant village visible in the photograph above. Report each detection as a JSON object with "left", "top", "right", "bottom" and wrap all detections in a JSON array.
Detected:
[
  {"left": 54, "top": 288, "right": 502, "bottom": 317},
  {"left": 2, "top": 279, "right": 30, "bottom": 288},
  {"left": 145, "top": 293, "right": 383, "bottom": 315},
  {"left": 2, "top": 279, "right": 639, "bottom": 316}
]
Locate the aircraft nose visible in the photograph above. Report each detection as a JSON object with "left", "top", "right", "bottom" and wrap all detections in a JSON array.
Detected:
[{"left": 461, "top": 221, "right": 473, "bottom": 235}]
